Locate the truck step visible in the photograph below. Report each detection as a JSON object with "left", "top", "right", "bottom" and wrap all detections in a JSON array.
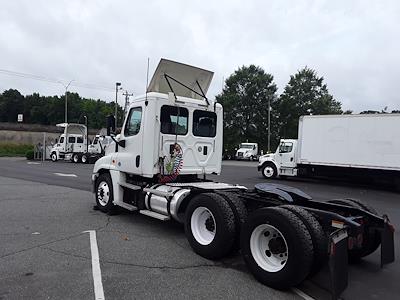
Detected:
[
  {"left": 115, "top": 202, "right": 138, "bottom": 211},
  {"left": 118, "top": 181, "right": 141, "bottom": 190},
  {"left": 139, "top": 210, "right": 170, "bottom": 221},
  {"left": 143, "top": 187, "right": 174, "bottom": 197}
]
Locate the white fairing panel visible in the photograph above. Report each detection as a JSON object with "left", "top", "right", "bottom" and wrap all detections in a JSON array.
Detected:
[
  {"left": 298, "top": 114, "right": 400, "bottom": 171},
  {"left": 147, "top": 58, "right": 214, "bottom": 100}
]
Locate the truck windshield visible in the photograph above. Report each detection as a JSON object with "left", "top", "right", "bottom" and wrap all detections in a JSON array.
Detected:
[
  {"left": 240, "top": 144, "right": 254, "bottom": 149},
  {"left": 160, "top": 105, "right": 188, "bottom": 135},
  {"left": 279, "top": 142, "right": 293, "bottom": 153},
  {"left": 193, "top": 110, "right": 216, "bottom": 137}
]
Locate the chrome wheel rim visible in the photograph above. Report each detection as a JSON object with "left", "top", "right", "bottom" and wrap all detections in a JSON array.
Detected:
[{"left": 97, "top": 181, "right": 110, "bottom": 206}]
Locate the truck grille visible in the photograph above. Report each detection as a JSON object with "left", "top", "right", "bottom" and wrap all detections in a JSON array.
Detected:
[{"left": 237, "top": 152, "right": 243, "bottom": 157}]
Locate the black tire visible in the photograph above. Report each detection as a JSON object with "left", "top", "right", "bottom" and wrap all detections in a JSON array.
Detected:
[
  {"left": 184, "top": 193, "right": 236, "bottom": 260},
  {"left": 217, "top": 191, "right": 248, "bottom": 252},
  {"left": 261, "top": 162, "right": 277, "bottom": 179},
  {"left": 281, "top": 205, "right": 328, "bottom": 276},
  {"left": 81, "top": 154, "right": 88, "bottom": 164},
  {"left": 72, "top": 153, "right": 80, "bottom": 163},
  {"left": 327, "top": 199, "right": 381, "bottom": 260},
  {"left": 240, "top": 207, "right": 314, "bottom": 289},
  {"left": 95, "top": 173, "right": 117, "bottom": 214},
  {"left": 51, "top": 152, "right": 57, "bottom": 162}
]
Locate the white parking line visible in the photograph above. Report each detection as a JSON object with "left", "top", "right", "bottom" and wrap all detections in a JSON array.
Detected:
[
  {"left": 83, "top": 230, "right": 105, "bottom": 300},
  {"left": 27, "top": 162, "right": 41, "bottom": 165},
  {"left": 53, "top": 173, "right": 78, "bottom": 177},
  {"left": 292, "top": 288, "right": 316, "bottom": 300}
]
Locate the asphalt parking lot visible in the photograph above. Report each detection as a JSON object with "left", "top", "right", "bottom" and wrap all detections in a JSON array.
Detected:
[{"left": 0, "top": 158, "right": 399, "bottom": 300}]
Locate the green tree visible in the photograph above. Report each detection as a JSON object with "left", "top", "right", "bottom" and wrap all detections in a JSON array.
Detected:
[
  {"left": 0, "top": 89, "right": 122, "bottom": 129},
  {"left": 216, "top": 65, "right": 278, "bottom": 152},
  {"left": 277, "top": 67, "right": 342, "bottom": 139}
]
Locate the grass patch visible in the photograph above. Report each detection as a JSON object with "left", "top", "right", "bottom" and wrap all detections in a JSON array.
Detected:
[{"left": 0, "top": 143, "right": 34, "bottom": 157}]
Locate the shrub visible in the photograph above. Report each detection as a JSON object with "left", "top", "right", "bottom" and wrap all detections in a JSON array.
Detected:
[
  {"left": 25, "top": 149, "right": 34, "bottom": 160},
  {"left": 0, "top": 143, "right": 34, "bottom": 157}
]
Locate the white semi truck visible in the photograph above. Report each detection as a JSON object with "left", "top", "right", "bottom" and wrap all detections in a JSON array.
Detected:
[
  {"left": 50, "top": 123, "right": 108, "bottom": 163},
  {"left": 91, "top": 59, "right": 394, "bottom": 296},
  {"left": 50, "top": 123, "right": 88, "bottom": 163},
  {"left": 258, "top": 114, "right": 400, "bottom": 186},
  {"left": 235, "top": 142, "right": 258, "bottom": 160}
]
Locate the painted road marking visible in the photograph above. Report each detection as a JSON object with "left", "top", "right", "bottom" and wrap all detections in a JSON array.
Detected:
[
  {"left": 53, "top": 172, "right": 78, "bottom": 177},
  {"left": 292, "top": 288, "right": 316, "bottom": 300},
  {"left": 83, "top": 230, "right": 105, "bottom": 300},
  {"left": 27, "top": 162, "right": 40, "bottom": 165}
]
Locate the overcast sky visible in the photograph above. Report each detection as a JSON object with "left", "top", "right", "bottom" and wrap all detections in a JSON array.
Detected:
[{"left": 0, "top": 0, "right": 399, "bottom": 113}]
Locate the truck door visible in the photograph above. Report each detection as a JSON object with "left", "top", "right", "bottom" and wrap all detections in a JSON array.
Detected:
[
  {"left": 113, "top": 106, "right": 144, "bottom": 174},
  {"left": 278, "top": 141, "right": 296, "bottom": 168},
  {"left": 159, "top": 105, "right": 189, "bottom": 172}
]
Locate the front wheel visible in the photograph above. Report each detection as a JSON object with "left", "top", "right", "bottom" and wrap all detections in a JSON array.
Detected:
[
  {"left": 51, "top": 152, "right": 57, "bottom": 162},
  {"left": 95, "top": 173, "right": 117, "bottom": 214},
  {"left": 184, "top": 193, "right": 236, "bottom": 259},
  {"left": 240, "top": 207, "right": 314, "bottom": 289},
  {"left": 261, "top": 163, "right": 277, "bottom": 179}
]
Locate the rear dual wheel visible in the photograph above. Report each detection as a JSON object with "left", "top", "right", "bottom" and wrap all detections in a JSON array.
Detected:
[
  {"left": 240, "top": 207, "right": 315, "bottom": 289},
  {"left": 184, "top": 193, "right": 237, "bottom": 259}
]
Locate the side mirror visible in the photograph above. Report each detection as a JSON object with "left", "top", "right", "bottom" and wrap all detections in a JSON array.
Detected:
[{"left": 106, "top": 115, "right": 116, "bottom": 136}]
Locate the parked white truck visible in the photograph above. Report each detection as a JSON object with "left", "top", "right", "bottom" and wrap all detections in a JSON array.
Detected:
[
  {"left": 50, "top": 123, "right": 108, "bottom": 163},
  {"left": 258, "top": 114, "right": 400, "bottom": 186},
  {"left": 91, "top": 59, "right": 394, "bottom": 296},
  {"left": 50, "top": 123, "right": 88, "bottom": 163},
  {"left": 235, "top": 142, "right": 258, "bottom": 160}
]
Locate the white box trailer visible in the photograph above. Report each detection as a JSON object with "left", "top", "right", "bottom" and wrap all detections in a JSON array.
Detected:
[{"left": 258, "top": 114, "right": 400, "bottom": 185}]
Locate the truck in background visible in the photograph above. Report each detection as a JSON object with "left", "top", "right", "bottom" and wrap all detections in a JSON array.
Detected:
[
  {"left": 235, "top": 142, "right": 258, "bottom": 160},
  {"left": 50, "top": 123, "right": 88, "bottom": 163},
  {"left": 258, "top": 114, "right": 400, "bottom": 187},
  {"left": 50, "top": 123, "right": 109, "bottom": 163}
]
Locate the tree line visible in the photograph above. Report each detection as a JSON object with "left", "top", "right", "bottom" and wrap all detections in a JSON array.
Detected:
[
  {"left": 0, "top": 89, "right": 123, "bottom": 129},
  {"left": 216, "top": 66, "right": 399, "bottom": 153},
  {"left": 1, "top": 66, "right": 398, "bottom": 152}
]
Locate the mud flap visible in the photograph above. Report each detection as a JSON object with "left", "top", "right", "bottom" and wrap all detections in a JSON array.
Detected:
[
  {"left": 380, "top": 219, "right": 395, "bottom": 267},
  {"left": 329, "top": 228, "right": 348, "bottom": 300}
]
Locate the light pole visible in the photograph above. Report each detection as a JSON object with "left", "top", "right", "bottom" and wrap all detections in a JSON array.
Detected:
[
  {"left": 115, "top": 82, "right": 122, "bottom": 129},
  {"left": 268, "top": 98, "right": 271, "bottom": 153},
  {"left": 83, "top": 115, "right": 88, "bottom": 152},
  {"left": 59, "top": 80, "right": 74, "bottom": 124}
]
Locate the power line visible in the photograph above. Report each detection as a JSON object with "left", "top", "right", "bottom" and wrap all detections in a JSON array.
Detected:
[{"left": 0, "top": 68, "right": 115, "bottom": 92}]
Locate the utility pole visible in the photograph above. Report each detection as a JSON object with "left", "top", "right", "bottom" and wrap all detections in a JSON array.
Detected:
[
  {"left": 268, "top": 98, "right": 271, "bottom": 153},
  {"left": 122, "top": 90, "right": 134, "bottom": 116},
  {"left": 115, "top": 82, "right": 122, "bottom": 129},
  {"left": 59, "top": 80, "right": 74, "bottom": 124}
]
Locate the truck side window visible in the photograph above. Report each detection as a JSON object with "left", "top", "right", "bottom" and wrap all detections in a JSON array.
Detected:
[
  {"left": 279, "top": 142, "right": 293, "bottom": 153},
  {"left": 193, "top": 110, "right": 217, "bottom": 137},
  {"left": 59, "top": 137, "right": 64, "bottom": 144},
  {"left": 77, "top": 137, "right": 83, "bottom": 143},
  {"left": 68, "top": 136, "right": 76, "bottom": 143},
  {"left": 160, "top": 105, "right": 188, "bottom": 135},
  {"left": 124, "top": 107, "right": 142, "bottom": 136}
]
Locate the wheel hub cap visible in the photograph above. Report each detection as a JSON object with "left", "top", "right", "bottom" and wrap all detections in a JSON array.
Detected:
[
  {"left": 250, "top": 224, "right": 288, "bottom": 272},
  {"left": 97, "top": 181, "right": 110, "bottom": 206},
  {"left": 191, "top": 207, "right": 216, "bottom": 245}
]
